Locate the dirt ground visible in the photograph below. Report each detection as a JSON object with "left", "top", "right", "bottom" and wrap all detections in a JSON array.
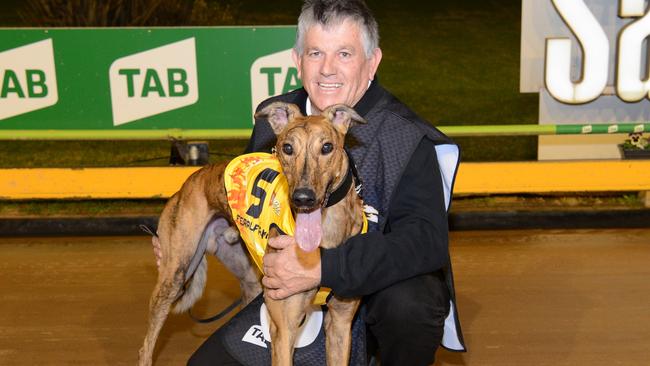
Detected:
[{"left": 1, "top": 229, "right": 649, "bottom": 365}]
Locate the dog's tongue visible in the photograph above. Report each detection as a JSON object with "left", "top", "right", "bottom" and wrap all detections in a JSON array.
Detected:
[{"left": 294, "top": 209, "right": 322, "bottom": 252}]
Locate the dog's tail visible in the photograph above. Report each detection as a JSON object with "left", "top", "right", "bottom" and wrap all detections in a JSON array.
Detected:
[{"left": 172, "top": 255, "right": 207, "bottom": 314}]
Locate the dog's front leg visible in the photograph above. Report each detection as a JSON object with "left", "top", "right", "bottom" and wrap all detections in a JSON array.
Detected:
[
  {"left": 265, "top": 290, "right": 316, "bottom": 366},
  {"left": 324, "top": 296, "right": 361, "bottom": 366}
]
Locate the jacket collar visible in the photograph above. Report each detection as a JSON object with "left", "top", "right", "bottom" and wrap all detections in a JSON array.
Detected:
[{"left": 352, "top": 78, "right": 383, "bottom": 117}]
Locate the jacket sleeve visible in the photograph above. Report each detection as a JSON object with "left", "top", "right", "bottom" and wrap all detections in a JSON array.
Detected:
[{"left": 320, "top": 137, "right": 450, "bottom": 297}]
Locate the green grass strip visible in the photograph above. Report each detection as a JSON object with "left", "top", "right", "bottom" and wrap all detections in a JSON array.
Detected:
[
  {"left": 440, "top": 125, "right": 556, "bottom": 136},
  {"left": 1, "top": 123, "right": 649, "bottom": 140}
]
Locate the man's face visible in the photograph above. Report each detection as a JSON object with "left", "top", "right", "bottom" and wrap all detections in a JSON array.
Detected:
[{"left": 292, "top": 18, "right": 382, "bottom": 114}]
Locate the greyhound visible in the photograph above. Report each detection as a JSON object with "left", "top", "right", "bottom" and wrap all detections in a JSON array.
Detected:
[
  {"left": 138, "top": 102, "right": 366, "bottom": 366},
  {"left": 257, "top": 102, "right": 366, "bottom": 366}
]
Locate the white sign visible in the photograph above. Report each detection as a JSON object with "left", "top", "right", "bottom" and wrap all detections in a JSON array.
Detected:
[
  {"left": 0, "top": 39, "right": 58, "bottom": 121},
  {"left": 544, "top": 0, "right": 650, "bottom": 104},
  {"left": 521, "top": 0, "right": 650, "bottom": 160},
  {"left": 109, "top": 38, "right": 198, "bottom": 126},
  {"left": 250, "top": 48, "right": 301, "bottom": 121},
  {"left": 544, "top": 0, "right": 609, "bottom": 104}
]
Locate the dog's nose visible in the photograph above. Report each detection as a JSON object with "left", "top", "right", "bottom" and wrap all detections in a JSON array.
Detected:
[{"left": 292, "top": 188, "right": 316, "bottom": 208}]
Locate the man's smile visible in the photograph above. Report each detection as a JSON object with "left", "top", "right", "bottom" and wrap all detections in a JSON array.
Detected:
[{"left": 317, "top": 82, "right": 343, "bottom": 90}]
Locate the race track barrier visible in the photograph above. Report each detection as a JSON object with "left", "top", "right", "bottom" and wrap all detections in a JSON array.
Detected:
[
  {"left": 2, "top": 160, "right": 650, "bottom": 199},
  {"left": 1, "top": 123, "right": 649, "bottom": 199}
]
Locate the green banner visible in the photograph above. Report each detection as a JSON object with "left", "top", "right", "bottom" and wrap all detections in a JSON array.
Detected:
[{"left": 0, "top": 27, "right": 300, "bottom": 131}]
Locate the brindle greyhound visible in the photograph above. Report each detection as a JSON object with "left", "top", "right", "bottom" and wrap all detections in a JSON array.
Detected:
[
  {"left": 138, "top": 102, "right": 366, "bottom": 366},
  {"left": 259, "top": 102, "right": 366, "bottom": 366}
]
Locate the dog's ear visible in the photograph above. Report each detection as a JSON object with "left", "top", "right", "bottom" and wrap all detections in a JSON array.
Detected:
[
  {"left": 324, "top": 104, "right": 366, "bottom": 135},
  {"left": 254, "top": 102, "right": 303, "bottom": 135}
]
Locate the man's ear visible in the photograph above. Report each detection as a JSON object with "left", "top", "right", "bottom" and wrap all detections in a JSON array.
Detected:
[
  {"left": 323, "top": 104, "right": 366, "bottom": 135},
  {"left": 367, "top": 47, "right": 382, "bottom": 81},
  {"left": 254, "top": 102, "right": 303, "bottom": 135}
]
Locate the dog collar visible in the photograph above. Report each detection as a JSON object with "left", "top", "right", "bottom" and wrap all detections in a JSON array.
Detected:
[{"left": 324, "top": 149, "right": 362, "bottom": 208}]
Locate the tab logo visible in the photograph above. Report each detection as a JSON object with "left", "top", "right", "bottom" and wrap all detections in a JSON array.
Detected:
[
  {"left": 0, "top": 39, "right": 58, "bottom": 121},
  {"left": 250, "top": 48, "right": 302, "bottom": 122},
  {"left": 109, "top": 38, "right": 198, "bottom": 126},
  {"left": 242, "top": 325, "right": 267, "bottom": 348}
]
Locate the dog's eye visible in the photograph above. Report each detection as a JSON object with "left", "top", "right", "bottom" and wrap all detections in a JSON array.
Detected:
[
  {"left": 282, "top": 143, "right": 293, "bottom": 155},
  {"left": 321, "top": 143, "right": 333, "bottom": 155}
]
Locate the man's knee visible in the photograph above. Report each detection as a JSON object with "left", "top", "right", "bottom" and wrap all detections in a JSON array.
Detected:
[
  {"left": 364, "top": 271, "right": 450, "bottom": 333},
  {"left": 186, "top": 328, "right": 242, "bottom": 366},
  {"left": 187, "top": 341, "right": 214, "bottom": 366}
]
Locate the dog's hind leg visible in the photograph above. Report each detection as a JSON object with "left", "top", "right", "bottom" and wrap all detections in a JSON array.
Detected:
[
  {"left": 172, "top": 255, "right": 207, "bottom": 314},
  {"left": 207, "top": 217, "right": 262, "bottom": 306},
  {"left": 140, "top": 188, "right": 214, "bottom": 365},
  {"left": 138, "top": 269, "right": 185, "bottom": 366},
  {"left": 215, "top": 239, "right": 262, "bottom": 306}
]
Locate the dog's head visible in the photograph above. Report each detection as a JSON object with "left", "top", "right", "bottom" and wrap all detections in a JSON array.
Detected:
[
  {"left": 255, "top": 102, "right": 365, "bottom": 212},
  {"left": 255, "top": 102, "right": 365, "bottom": 251}
]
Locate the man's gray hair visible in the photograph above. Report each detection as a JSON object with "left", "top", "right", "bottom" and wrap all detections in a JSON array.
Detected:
[{"left": 294, "top": 0, "right": 380, "bottom": 58}]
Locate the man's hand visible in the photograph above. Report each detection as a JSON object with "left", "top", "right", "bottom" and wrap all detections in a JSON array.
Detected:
[
  {"left": 262, "top": 235, "right": 321, "bottom": 300},
  {"left": 152, "top": 235, "right": 162, "bottom": 268}
]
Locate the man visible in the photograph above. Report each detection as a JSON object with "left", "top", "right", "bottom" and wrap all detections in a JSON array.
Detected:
[{"left": 183, "top": 0, "right": 466, "bottom": 364}]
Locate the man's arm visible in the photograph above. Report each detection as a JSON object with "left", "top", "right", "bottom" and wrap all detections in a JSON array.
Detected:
[
  {"left": 263, "top": 137, "right": 450, "bottom": 300},
  {"left": 320, "top": 137, "right": 450, "bottom": 297}
]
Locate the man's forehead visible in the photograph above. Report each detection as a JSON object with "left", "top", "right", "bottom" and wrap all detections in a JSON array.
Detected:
[{"left": 304, "top": 19, "right": 362, "bottom": 43}]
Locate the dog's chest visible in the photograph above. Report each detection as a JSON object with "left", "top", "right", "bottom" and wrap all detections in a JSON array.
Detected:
[{"left": 320, "top": 205, "right": 362, "bottom": 249}]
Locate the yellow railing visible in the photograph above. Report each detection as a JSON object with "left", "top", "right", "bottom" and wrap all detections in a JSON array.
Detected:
[{"left": 2, "top": 160, "right": 650, "bottom": 199}]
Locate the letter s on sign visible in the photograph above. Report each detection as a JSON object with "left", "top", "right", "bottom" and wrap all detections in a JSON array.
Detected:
[{"left": 545, "top": 0, "right": 609, "bottom": 104}]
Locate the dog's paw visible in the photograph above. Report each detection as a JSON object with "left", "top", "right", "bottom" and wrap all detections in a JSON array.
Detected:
[{"left": 223, "top": 227, "right": 240, "bottom": 244}]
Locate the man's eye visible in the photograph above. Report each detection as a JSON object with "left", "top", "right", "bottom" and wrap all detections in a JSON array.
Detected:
[
  {"left": 282, "top": 144, "right": 294, "bottom": 155},
  {"left": 321, "top": 143, "right": 333, "bottom": 155},
  {"left": 340, "top": 51, "right": 351, "bottom": 58},
  {"left": 308, "top": 51, "right": 321, "bottom": 57}
]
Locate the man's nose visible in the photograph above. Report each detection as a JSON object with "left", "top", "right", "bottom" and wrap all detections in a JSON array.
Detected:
[{"left": 320, "top": 55, "right": 336, "bottom": 76}]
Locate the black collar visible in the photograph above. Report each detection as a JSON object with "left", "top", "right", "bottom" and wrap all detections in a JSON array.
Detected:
[{"left": 324, "top": 149, "right": 362, "bottom": 207}]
